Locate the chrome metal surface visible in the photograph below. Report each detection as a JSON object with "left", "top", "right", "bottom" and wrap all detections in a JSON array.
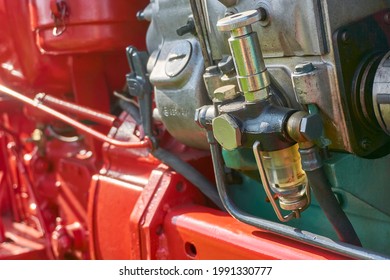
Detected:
[{"left": 217, "top": 10, "right": 270, "bottom": 102}]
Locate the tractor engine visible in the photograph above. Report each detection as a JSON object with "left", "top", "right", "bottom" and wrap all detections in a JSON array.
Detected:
[{"left": 1, "top": 0, "right": 390, "bottom": 260}]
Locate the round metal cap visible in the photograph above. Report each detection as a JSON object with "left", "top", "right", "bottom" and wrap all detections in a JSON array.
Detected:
[
  {"left": 165, "top": 41, "right": 192, "bottom": 77},
  {"left": 217, "top": 10, "right": 260, "bottom": 32}
]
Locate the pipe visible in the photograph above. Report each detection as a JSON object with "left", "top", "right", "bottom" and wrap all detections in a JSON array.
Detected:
[
  {"left": 189, "top": 0, "right": 213, "bottom": 67},
  {"left": 35, "top": 93, "right": 120, "bottom": 127},
  {"left": 0, "top": 85, "right": 151, "bottom": 149},
  {"left": 152, "top": 148, "right": 224, "bottom": 210},
  {"left": 0, "top": 171, "right": 6, "bottom": 242},
  {"left": 206, "top": 130, "right": 387, "bottom": 259},
  {"left": 8, "top": 144, "right": 55, "bottom": 259},
  {"left": 306, "top": 168, "right": 362, "bottom": 247}
]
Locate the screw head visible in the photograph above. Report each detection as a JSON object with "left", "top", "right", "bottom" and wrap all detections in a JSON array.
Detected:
[{"left": 218, "top": 55, "right": 235, "bottom": 74}]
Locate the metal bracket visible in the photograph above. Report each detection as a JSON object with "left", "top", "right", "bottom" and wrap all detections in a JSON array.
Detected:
[{"left": 125, "top": 47, "right": 155, "bottom": 145}]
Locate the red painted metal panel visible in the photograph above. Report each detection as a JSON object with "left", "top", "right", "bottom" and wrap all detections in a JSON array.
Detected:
[
  {"left": 88, "top": 175, "right": 143, "bottom": 260},
  {"left": 29, "top": 0, "right": 149, "bottom": 54},
  {"left": 163, "top": 206, "right": 349, "bottom": 260}
]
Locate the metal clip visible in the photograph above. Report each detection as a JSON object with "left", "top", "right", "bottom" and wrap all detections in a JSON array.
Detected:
[{"left": 50, "top": 0, "right": 69, "bottom": 36}]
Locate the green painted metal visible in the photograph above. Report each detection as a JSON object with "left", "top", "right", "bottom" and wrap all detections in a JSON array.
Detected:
[
  {"left": 225, "top": 149, "right": 390, "bottom": 256},
  {"left": 222, "top": 147, "right": 257, "bottom": 171}
]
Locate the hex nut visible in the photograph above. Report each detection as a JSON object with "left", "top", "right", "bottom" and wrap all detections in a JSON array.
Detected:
[
  {"left": 194, "top": 106, "right": 214, "bottom": 128},
  {"left": 212, "top": 114, "right": 242, "bottom": 150},
  {"left": 299, "top": 114, "right": 323, "bottom": 141}
]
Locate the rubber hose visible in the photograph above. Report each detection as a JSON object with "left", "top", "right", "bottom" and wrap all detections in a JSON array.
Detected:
[
  {"left": 118, "top": 100, "right": 222, "bottom": 209},
  {"left": 152, "top": 148, "right": 224, "bottom": 210},
  {"left": 306, "top": 168, "right": 362, "bottom": 247},
  {"left": 119, "top": 99, "right": 142, "bottom": 124}
]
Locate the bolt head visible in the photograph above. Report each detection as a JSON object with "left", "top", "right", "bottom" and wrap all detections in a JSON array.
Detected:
[
  {"left": 294, "top": 62, "right": 315, "bottom": 74},
  {"left": 212, "top": 114, "right": 241, "bottom": 150},
  {"left": 214, "top": 84, "right": 239, "bottom": 101},
  {"left": 299, "top": 114, "right": 323, "bottom": 141},
  {"left": 218, "top": 55, "right": 235, "bottom": 74}
]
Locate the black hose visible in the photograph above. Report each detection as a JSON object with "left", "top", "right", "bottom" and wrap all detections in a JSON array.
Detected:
[
  {"left": 152, "top": 148, "right": 224, "bottom": 210},
  {"left": 117, "top": 84, "right": 223, "bottom": 209},
  {"left": 207, "top": 131, "right": 386, "bottom": 259},
  {"left": 119, "top": 99, "right": 142, "bottom": 125},
  {"left": 306, "top": 168, "right": 362, "bottom": 247}
]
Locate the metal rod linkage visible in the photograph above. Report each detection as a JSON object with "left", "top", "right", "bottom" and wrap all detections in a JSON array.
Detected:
[{"left": 0, "top": 85, "right": 151, "bottom": 149}]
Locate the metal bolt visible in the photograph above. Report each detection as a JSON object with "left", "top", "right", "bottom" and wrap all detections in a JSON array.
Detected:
[
  {"left": 299, "top": 114, "right": 323, "bottom": 141},
  {"left": 176, "top": 17, "right": 196, "bottom": 36},
  {"left": 360, "top": 138, "right": 371, "bottom": 150},
  {"left": 136, "top": 6, "right": 152, "bottom": 22},
  {"left": 214, "top": 84, "right": 239, "bottom": 101},
  {"left": 212, "top": 114, "right": 242, "bottom": 150},
  {"left": 295, "top": 62, "right": 315, "bottom": 74},
  {"left": 205, "top": 65, "right": 220, "bottom": 75},
  {"left": 136, "top": 10, "right": 145, "bottom": 21},
  {"left": 341, "top": 31, "right": 350, "bottom": 44},
  {"left": 218, "top": 55, "right": 235, "bottom": 74},
  {"left": 126, "top": 75, "right": 142, "bottom": 97}
]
